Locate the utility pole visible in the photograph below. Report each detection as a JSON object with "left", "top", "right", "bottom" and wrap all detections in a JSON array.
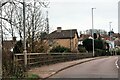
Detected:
[
  {"left": 23, "top": 0, "right": 27, "bottom": 68},
  {"left": 92, "top": 8, "right": 96, "bottom": 57}
]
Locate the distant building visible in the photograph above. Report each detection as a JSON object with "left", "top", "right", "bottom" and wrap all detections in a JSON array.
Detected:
[
  {"left": 79, "top": 34, "right": 91, "bottom": 45},
  {"left": 3, "top": 37, "right": 16, "bottom": 53},
  {"left": 85, "top": 29, "right": 107, "bottom": 35},
  {"left": 44, "top": 27, "right": 79, "bottom": 52},
  {"left": 118, "top": 1, "right": 120, "bottom": 33}
]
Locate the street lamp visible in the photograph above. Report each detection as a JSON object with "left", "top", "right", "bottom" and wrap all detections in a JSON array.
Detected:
[
  {"left": 92, "top": 8, "right": 96, "bottom": 57},
  {"left": 0, "top": 0, "right": 27, "bottom": 67},
  {"left": 23, "top": 0, "right": 27, "bottom": 68},
  {"left": 109, "top": 22, "right": 112, "bottom": 41}
]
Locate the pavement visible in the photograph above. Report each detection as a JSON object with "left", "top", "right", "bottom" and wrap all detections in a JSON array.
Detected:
[{"left": 28, "top": 56, "right": 109, "bottom": 79}]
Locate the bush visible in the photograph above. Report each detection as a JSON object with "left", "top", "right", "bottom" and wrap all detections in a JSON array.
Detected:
[
  {"left": 94, "top": 39, "right": 104, "bottom": 49},
  {"left": 13, "top": 40, "right": 23, "bottom": 53},
  {"left": 83, "top": 39, "right": 93, "bottom": 52},
  {"left": 2, "top": 50, "right": 25, "bottom": 79},
  {"left": 78, "top": 45, "right": 86, "bottom": 53},
  {"left": 116, "top": 49, "right": 120, "bottom": 55},
  {"left": 27, "top": 74, "right": 40, "bottom": 80},
  {"left": 50, "top": 45, "right": 71, "bottom": 53},
  {"left": 2, "top": 58, "right": 25, "bottom": 79},
  {"left": 83, "top": 38, "right": 104, "bottom": 52},
  {"left": 95, "top": 49, "right": 110, "bottom": 56}
]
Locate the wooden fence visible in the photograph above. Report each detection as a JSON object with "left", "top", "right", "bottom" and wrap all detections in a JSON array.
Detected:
[{"left": 14, "top": 53, "right": 93, "bottom": 67}]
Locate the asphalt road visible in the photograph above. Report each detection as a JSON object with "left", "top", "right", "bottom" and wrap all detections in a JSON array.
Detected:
[
  {"left": 51, "top": 56, "right": 119, "bottom": 78},
  {"left": 118, "top": 56, "right": 120, "bottom": 79}
]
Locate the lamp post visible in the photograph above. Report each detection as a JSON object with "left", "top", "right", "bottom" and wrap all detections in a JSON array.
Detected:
[
  {"left": 0, "top": 0, "right": 27, "bottom": 68},
  {"left": 109, "top": 22, "right": 112, "bottom": 41},
  {"left": 23, "top": 0, "right": 27, "bottom": 68},
  {"left": 92, "top": 8, "right": 96, "bottom": 57}
]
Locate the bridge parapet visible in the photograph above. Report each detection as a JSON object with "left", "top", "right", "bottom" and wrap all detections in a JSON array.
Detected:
[{"left": 14, "top": 53, "right": 93, "bottom": 68}]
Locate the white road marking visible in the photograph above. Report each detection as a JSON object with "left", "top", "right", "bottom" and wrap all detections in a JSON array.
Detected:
[{"left": 115, "top": 58, "right": 119, "bottom": 69}]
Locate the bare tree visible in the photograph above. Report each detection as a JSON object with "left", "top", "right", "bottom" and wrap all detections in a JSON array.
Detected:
[{"left": 1, "top": 0, "right": 50, "bottom": 52}]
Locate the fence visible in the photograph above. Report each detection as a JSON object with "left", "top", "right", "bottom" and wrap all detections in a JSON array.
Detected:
[{"left": 14, "top": 53, "right": 93, "bottom": 68}]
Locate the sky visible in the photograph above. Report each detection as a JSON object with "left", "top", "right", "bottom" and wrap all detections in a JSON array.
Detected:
[
  {"left": 1, "top": 0, "right": 120, "bottom": 40},
  {"left": 48, "top": 0, "right": 120, "bottom": 33}
]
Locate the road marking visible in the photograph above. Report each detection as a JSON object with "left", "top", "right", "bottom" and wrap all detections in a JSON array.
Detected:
[{"left": 115, "top": 59, "right": 119, "bottom": 69}]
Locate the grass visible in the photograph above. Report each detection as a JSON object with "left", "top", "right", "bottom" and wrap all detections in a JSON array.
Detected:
[{"left": 27, "top": 74, "right": 40, "bottom": 80}]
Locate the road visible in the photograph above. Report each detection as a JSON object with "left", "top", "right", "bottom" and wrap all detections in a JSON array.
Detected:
[
  {"left": 118, "top": 56, "right": 120, "bottom": 79},
  {"left": 50, "top": 56, "right": 119, "bottom": 78}
]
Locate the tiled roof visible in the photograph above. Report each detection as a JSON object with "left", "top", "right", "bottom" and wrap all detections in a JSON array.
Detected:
[
  {"left": 44, "top": 29, "right": 79, "bottom": 39},
  {"left": 79, "top": 34, "right": 91, "bottom": 41},
  {"left": 3, "top": 40, "right": 16, "bottom": 51},
  {"left": 112, "top": 33, "right": 120, "bottom": 37}
]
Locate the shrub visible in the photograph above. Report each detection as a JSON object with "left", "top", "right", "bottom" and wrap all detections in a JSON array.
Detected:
[
  {"left": 78, "top": 45, "right": 86, "bottom": 53},
  {"left": 95, "top": 49, "right": 110, "bottom": 56},
  {"left": 2, "top": 58, "right": 25, "bottom": 79},
  {"left": 13, "top": 40, "right": 23, "bottom": 53},
  {"left": 27, "top": 74, "right": 40, "bottom": 80},
  {"left": 83, "top": 39, "right": 93, "bottom": 52},
  {"left": 50, "top": 45, "right": 71, "bottom": 53},
  {"left": 12, "top": 63, "right": 25, "bottom": 78},
  {"left": 94, "top": 39, "right": 104, "bottom": 50},
  {"left": 116, "top": 49, "right": 120, "bottom": 55},
  {"left": 83, "top": 38, "right": 104, "bottom": 52},
  {"left": 2, "top": 50, "right": 25, "bottom": 79}
]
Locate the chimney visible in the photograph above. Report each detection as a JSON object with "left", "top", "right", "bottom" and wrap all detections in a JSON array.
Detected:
[
  {"left": 13, "top": 36, "right": 16, "bottom": 42},
  {"left": 57, "top": 27, "right": 62, "bottom": 32}
]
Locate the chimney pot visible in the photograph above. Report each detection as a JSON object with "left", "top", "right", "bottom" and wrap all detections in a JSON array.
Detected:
[{"left": 57, "top": 27, "right": 62, "bottom": 32}]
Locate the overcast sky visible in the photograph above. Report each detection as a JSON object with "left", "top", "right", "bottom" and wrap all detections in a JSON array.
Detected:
[{"left": 48, "top": 0, "right": 119, "bottom": 33}]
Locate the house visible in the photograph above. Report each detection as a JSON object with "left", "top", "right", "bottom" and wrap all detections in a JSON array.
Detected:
[
  {"left": 79, "top": 34, "right": 91, "bottom": 45},
  {"left": 44, "top": 27, "right": 79, "bottom": 52},
  {"left": 3, "top": 37, "right": 16, "bottom": 53}
]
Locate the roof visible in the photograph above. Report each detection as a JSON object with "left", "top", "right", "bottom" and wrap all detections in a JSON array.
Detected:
[
  {"left": 79, "top": 34, "right": 91, "bottom": 41},
  {"left": 112, "top": 33, "right": 120, "bottom": 38},
  {"left": 44, "top": 29, "right": 79, "bottom": 39},
  {"left": 3, "top": 40, "right": 16, "bottom": 51}
]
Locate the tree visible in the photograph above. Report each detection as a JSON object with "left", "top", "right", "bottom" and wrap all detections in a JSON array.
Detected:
[
  {"left": 98, "top": 33, "right": 101, "bottom": 40},
  {"left": 94, "top": 39, "right": 103, "bottom": 49},
  {"left": 83, "top": 39, "right": 93, "bottom": 52},
  {"left": 93, "top": 33, "right": 97, "bottom": 39},
  {"left": 13, "top": 40, "right": 23, "bottom": 53},
  {"left": 0, "top": 1, "right": 16, "bottom": 40},
  {"left": 83, "top": 38, "right": 104, "bottom": 52},
  {"left": 108, "top": 31, "right": 114, "bottom": 36},
  {"left": 1, "top": 0, "right": 50, "bottom": 52},
  {"left": 40, "top": 32, "right": 48, "bottom": 41},
  {"left": 114, "top": 38, "right": 120, "bottom": 46}
]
